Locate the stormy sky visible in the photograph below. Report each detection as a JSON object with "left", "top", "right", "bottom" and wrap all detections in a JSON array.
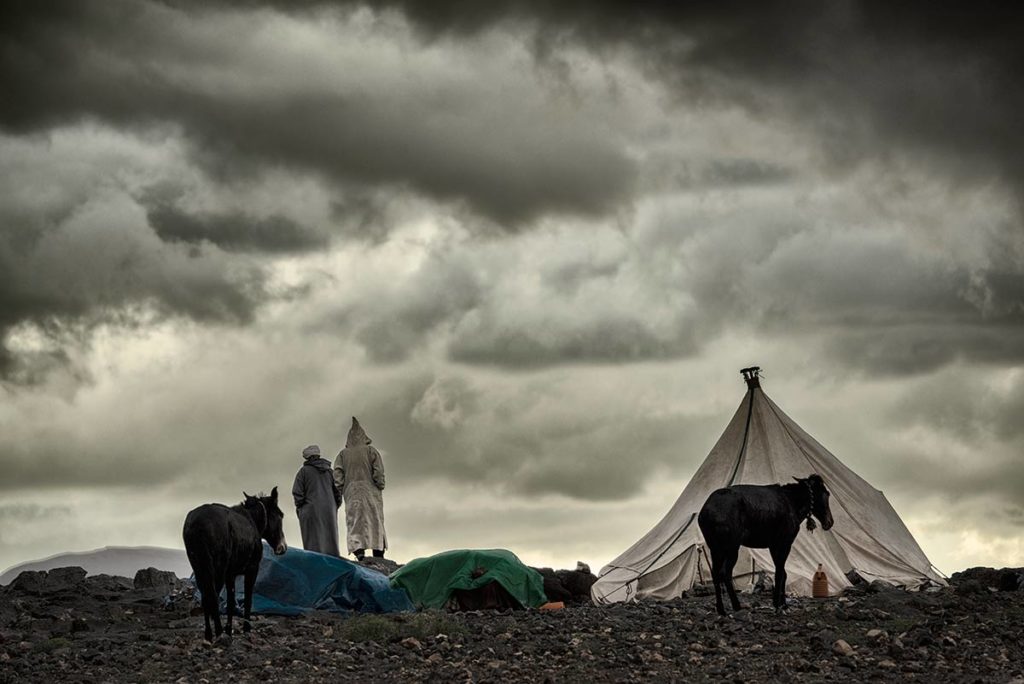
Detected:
[{"left": 1, "top": 1, "right": 1023, "bottom": 575}]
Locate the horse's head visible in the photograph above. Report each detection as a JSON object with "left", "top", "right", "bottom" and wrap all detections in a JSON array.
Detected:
[
  {"left": 801, "top": 474, "right": 834, "bottom": 531},
  {"left": 244, "top": 487, "right": 288, "bottom": 555}
]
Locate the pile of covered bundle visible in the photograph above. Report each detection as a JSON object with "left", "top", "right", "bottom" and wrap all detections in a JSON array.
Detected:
[
  {"left": 390, "top": 549, "right": 548, "bottom": 611},
  {"left": 530, "top": 562, "right": 598, "bottom": 604}
]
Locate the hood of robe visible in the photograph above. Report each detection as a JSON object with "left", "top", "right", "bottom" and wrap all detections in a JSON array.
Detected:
[
  {"left": 304, "top": 457, "right": 333, "bottom": 473},
  {"left": 346, "top": 417, "right": 372, "bottom": 448}
]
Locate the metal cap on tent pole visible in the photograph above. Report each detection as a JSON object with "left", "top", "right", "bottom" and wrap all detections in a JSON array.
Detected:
[{"left": 740, "top": 366, "right": 761, "bottom": 389}]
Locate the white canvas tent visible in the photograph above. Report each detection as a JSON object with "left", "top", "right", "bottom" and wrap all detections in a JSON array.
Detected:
[{"left": 592, "top": 367, "right": 945, "bottom": 603}]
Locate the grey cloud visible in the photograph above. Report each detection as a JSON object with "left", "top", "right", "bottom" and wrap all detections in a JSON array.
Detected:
[
  {"left": 447, "top": 316, "right": 698, "bottom": 369},
  {"left": 0, "top": 0, "right": 636, "bottom": 227},
  {"left": 876, "top": 443, "right": 1024, "bottom": 512},
  {"left": 890, "top": 372, "right": 1024, "bottom": 442},
  {"left": 345, "top": 255, "right": 484, "bottom": 364},
  {"left": 364, "top": 1, "right": 1024, "bottom": 208},
  {"left": 0, "top": 503, "right": 73, "bottom": 522},
  {"left": 147, "top": 203, "right": 328, "bottom": 253},
  {"left": 0, "top": 442, "right": 182, "bottom": 492},
  {"left": 339, "top": 373, "right": 722, "bottom": 502},
  {"left": 141, "top": 1, "right": 1024, "bottom": 211},
  {"left": 329, "top": 193, "right": 394, "bottom": 244},
  {"left": 0, "top": 161, "right": 267, "bottom": 381},
  {"left": 827, "top": 325, "right": 1024, "bottom": 378}
]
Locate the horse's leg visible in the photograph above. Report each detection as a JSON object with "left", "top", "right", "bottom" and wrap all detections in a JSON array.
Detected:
[
  {"left": 224, "top": 574, "right": 235, "bottom": 636},
  {"left": 242, "top": 566, "right": 257, "bottom": 634},
  {"left": 769, "top": 542, "right": 791, "bottom": 611},
  {"left": 724, "top": 547, "right": 742, "bottom": 612},
  {"left": 211, "top": 577, "right": 224, "bottom": 637},
  {"left": 196, "top": 572, "right": 217, "bottom": 642},
  {"left": 709, "top": 547, "right": 727, "bottom": 616}
]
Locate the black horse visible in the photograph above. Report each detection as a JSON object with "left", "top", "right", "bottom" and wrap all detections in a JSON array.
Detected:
[
  {"left": 182, "top": 488, "right": 287, "bottom": 642},
  {"left": 697, "top": 474, "right": 834, "bottom": 616}
]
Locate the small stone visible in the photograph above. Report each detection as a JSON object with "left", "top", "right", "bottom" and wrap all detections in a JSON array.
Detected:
[
  {"left": 427, "top": 653, "right": 443, "bottom": 665},
  {"left": 879, "top": 659, "right": 897, "bottom": 669},
  {"left": 832, "top": 639, "right": 854, "bottom": 657},
  {"left": 865, "top": 629, "right": 884, "bottom": 639},
  {"left": 401, "top": 637, "right": 422, "bottom": 651}
]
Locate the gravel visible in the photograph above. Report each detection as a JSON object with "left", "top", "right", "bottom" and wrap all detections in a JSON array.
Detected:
[{"left": 1, "top": 567, "right": 1022, "bottom": 683}]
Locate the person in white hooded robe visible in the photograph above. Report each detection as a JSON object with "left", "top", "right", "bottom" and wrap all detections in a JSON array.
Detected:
[
  {"left": 292, "top": 444, "right": 342, "bottom": 556},
  {"left": 333, "top": 417, "right": 387, "bottom": 561}
]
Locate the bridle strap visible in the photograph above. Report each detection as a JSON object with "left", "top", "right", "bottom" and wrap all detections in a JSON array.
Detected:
[
  {"left": 803, "top": 479, "right": 818, "bottom": 531},
  {"left": 245, "top": 498, "right": 268, "bottom": 535}
]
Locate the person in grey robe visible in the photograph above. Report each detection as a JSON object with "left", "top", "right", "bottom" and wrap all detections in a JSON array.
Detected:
[
  {"left": 292, "top": 444, "right": 342, "bottom": 557},
  {"left": 334, "top": 417, "right": 387, "bottom": 561}
]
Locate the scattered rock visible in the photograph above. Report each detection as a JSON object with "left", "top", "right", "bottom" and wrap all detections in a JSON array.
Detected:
[
  {"left": 9, "top": 571, "right": 47, "bottom": 595},
  {"left": 10, "top": 567, "right": 87, "bottom": 595},
  {"left": 133, "top": 568, "right": 179, "bottom": 591},
  {"left": 2, "top": 569, "right": 1023, "bottom": 681},
  {"left": 998, "top": 569, "right": 1023, "bottom": 592},
  {"left": 954, "top": 579, "right": 987, "bottom": 595},
  {"left": 358, "top": 557, "right": 401, "bottom": 576}
]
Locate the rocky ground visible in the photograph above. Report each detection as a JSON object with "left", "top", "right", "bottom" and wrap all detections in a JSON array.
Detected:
[{"left": 1, "top": 566, "right": 1023, "bottom": 683}]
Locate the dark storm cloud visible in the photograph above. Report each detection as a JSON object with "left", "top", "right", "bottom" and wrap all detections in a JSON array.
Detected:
[
  {"left": 447, "top": 316, "right": 697, "bottom": 369},
  {"left": 0, "top": 0, "right": 635, "bottom": 227},
  {"left": 147, "top": 203, "right": 327, "bottom": 253},
  {"left": 391, "top": 1, "right": 1024, "bottom": 194},
  {"left": 13, "top": 0, "right": 1009, "bottom": 212},
  {"left": 4, "top": 0, "right": 1022, "bottom": 380},
  {"left": 0, "top": 165, "right": 266, "bottom": 381},
  {"left": 827, "top": 324, "right": 1024, "bottom": 378}
]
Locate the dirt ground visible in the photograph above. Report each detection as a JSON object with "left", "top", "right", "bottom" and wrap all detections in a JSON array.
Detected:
[{"left": 1, "top": 567, "right": 1023, "bottom": 683}]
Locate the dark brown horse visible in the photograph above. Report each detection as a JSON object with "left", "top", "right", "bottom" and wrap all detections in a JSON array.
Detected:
[
  {"left": 698, "top": 474, "right": 834, "bottom": 616},
  {"left": 182, "top": 488, "right": 287, "bottom": 641}
]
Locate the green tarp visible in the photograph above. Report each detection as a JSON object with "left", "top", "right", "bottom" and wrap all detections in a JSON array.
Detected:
[{"left": 389, "top": 548, "right": 547, "bottom": 610}]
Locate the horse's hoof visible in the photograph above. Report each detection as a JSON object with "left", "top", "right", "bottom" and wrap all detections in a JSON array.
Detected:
[{"left": 214, "top": 633, "right": 233, "bottom": 647}]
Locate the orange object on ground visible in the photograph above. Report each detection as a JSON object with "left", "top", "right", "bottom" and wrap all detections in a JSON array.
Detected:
[
  {"left": 812, "top": 564, "right": 829, "bottom": 598},
  {"left": 539, "top": 602, "right": 564, "bottom": 611}
]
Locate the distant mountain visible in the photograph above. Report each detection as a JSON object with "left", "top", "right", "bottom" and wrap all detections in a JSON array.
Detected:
[{"left": 0, "top": 546, "right": 191, "bottom": 585}]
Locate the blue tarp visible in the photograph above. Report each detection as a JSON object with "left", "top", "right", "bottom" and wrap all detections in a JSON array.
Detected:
[{"left": 197, "top": 543, "right": 414, "bottom": 616}]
